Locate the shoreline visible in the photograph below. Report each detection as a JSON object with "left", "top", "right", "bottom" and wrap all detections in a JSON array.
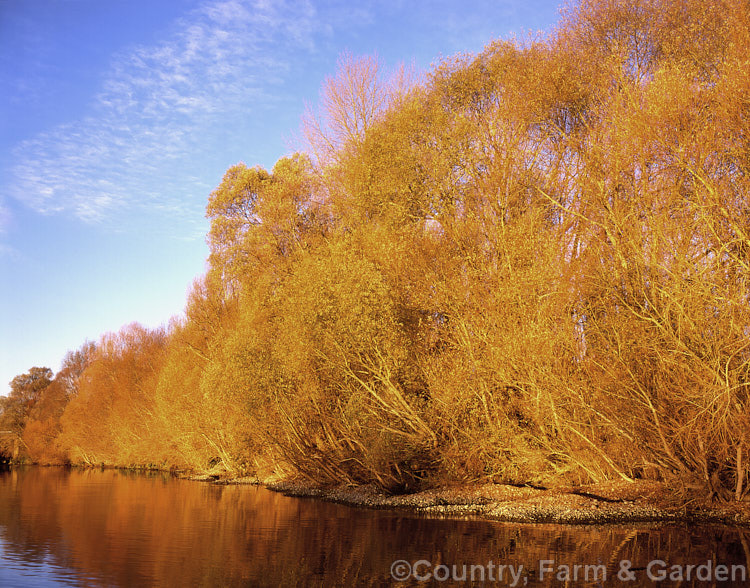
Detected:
[
  {"left": 12, "top": 463, "right": 750, "bottom": 527},
  {"left": 223, "top": 476, "right": 750, "bottom": 527}
]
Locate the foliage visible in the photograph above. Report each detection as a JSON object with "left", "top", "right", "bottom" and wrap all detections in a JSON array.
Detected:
[{"left": 12, "top": 0, "right": 750, "bottom": 500}]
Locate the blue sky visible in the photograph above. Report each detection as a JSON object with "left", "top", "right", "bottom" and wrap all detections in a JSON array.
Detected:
[{"left": 0, "top": 0, "right": 561, "bottom": 394}]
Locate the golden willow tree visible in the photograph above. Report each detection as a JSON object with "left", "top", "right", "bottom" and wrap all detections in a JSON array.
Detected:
[{"left": 13, "top": 0, "right": 750, "bottom": 500}]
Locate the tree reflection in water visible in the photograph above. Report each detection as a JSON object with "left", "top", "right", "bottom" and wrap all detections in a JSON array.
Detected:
[{"left": 1, "top": 467, "right": 749, "bottom": 587}]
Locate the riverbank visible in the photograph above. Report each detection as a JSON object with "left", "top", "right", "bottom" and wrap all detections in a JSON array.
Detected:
[
  {"left": 231, "top": 477, "right": 750, "bottom": 527},
  {"left": 22, "top": 463, "right": 750, "bottom": 527}
]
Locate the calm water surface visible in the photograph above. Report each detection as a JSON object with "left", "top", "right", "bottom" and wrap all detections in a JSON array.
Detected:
[{"left": 1, "top": 466, "right": 749, "bottom": 587}]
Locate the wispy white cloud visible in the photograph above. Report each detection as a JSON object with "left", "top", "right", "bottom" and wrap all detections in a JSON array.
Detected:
[
  {"left": 6, "top": 0, "right": 321, "bottom": 236},
  {"left": 0, "top": 200, "right": 10, "bottom": 235},
  {"left": 0, "top": 200, "right": 22, "bottom": 261}
]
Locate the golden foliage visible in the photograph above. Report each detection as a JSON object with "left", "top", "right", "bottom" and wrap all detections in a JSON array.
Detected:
[{"left": 14, "top": 0, "right": 750, "bottom": 499}]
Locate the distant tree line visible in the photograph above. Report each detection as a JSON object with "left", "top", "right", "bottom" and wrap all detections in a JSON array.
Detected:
[{"left": 4, "top": 0, "right": 750, "bottom": 500}]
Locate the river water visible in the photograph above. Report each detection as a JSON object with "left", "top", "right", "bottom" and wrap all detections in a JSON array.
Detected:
[{"left": 1, "top": 467, "right": 749, "bottom": 587}]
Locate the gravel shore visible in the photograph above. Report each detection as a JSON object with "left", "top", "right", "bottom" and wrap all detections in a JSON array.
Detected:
[
  {"left": 258, "top": 479, "right": 750, "bottom": 527},
  {"left": 184, "top": 470, "right": 750, "bottom": 526}
]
